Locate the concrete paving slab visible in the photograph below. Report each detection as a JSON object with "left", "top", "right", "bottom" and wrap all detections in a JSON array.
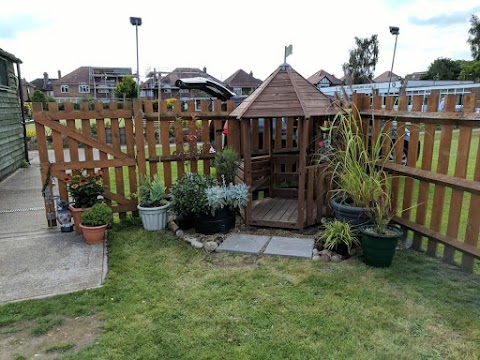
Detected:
[
  {"left": 216, "top": 233, "right": 270, "bottom": 255},
  {"left": 0, "top": 231, "right": 106, "bottom": 303},
  {"left": 263, "top": 236, "right": 314, "bottom": 258}
]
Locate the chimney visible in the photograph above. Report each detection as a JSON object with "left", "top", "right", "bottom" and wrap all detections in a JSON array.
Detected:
[
  {"left": 203, "top": 66, "right": 207, "bottom": 73},
  {"left": 57, "top": 70, "right": 62, "bottom": 79},
  {"left": 250, "top": 71, "right": 253, "bottom": 77},
  {"left": 43, "top": 72, "right": 49, "bottom": 89}
]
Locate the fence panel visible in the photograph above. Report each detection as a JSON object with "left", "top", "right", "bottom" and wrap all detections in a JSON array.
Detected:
[{"left": 355, "top": 92, "right": 480, "bottom": 272}]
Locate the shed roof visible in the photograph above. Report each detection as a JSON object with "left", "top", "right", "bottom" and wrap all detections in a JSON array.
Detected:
[
  {"left": 0, "top": 48, "right": 22, "bottom": 63},
  {"left": 230, "top": 64, "right": 338, "bottom": 119}
]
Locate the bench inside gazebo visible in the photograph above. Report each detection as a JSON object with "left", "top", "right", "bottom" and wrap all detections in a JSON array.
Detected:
[{"left": 229, "top": 64, "right": 339, "bottom": 230}]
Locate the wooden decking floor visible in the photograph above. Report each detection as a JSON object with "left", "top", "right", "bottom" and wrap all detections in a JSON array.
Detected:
[{"left": 250, "top": 197, "right": 299, "bottom": 229}]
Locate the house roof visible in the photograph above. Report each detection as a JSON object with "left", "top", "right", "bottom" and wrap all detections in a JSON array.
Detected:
[
  {"left": 307, "top": 69, "right": 342, "bottom": 86},
  {"left": 230, "top": 64, "right": 339, "bottom": 119},
  {"left": 31, "top": 77, "right": 56, "bottom": 91},
  {"left": 57, "top": 67, "right": 91, "bottom": 84},
  {"left": 223, "top": 69, "right": 262, "bottom": 88},
  {"left": 161, "top": 67, "right": 224, "bottom": 87},
  {"left": 0, "top": 48, "right": 22, "bottom": 63},
  {"left": 373, "top": 71, "right": 401, "bottom": 83}
]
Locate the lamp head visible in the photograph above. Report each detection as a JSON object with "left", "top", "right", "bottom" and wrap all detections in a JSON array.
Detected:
[
  {"left": 389, "top": 26, "right": 399, "bottom": 35},
  {"left": 130, "top": 17, "right": 142, "bottom": 26}
]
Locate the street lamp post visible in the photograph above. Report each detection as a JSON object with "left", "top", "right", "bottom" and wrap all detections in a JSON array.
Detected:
[
  {"left": 387, "top": 26, "right": 400, "bottom": 97},
  {"left": 130, "top": 17, "right": 142, "bottom": 98}
]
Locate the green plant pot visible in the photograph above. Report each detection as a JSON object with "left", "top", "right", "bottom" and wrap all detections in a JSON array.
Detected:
[{"left": 359, "top": 225, "right": 403, "bottom": 268}]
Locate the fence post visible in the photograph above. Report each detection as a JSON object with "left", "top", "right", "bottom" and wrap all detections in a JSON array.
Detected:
[{"left": 134, "top": 99, "right": 147, "bottom": 178}]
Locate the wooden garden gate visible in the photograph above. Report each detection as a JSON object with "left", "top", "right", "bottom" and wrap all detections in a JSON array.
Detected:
[{"left": 32, "top": 99, "right": 235, "bottom": 225}]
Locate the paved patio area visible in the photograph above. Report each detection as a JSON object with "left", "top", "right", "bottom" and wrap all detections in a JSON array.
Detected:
[
  {"left": 0, "top": 151, "right": 107, "bottom": 304},
  {"left": 217, "top": 233, "right": 314, "bottom": 259}
]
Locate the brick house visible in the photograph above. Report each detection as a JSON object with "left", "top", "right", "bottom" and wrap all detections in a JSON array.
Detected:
[
  {"left": 31, "top": 66, "right": 132, "bottom": 102},
  {"left": 307, "top": 69, "right": 342, "bottom": 89},
  {"left": 223, "top": 69, "right": 262, "bottom": 96},
  {"left": 142, "top": 67, "right": 226, "bottom": 101}
]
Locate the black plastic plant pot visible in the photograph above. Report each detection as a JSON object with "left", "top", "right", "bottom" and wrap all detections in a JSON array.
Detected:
[
  {"left": 359, "top": 225, "right": 403, "bottom": 268},
  {"left": 177, "top": 214, "right": 195, "bottom": 230},
  {"left": 330, "top": 195, "right": 372, "bottom": 227},
  {"left": 194, "top": 208, "right": 236, "bottom": 235}
]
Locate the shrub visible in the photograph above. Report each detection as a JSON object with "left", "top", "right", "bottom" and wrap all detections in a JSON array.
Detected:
[
  {"left": 81, "top": 203, "right": 113, "bottom": 226},
  {"left": 213, "top": 147, "right": 240, "bottom": 184},
  {"left": 206, "top": 182, "right": 249, "bottom": 216},
  {"left": 169, "top": 173, "right": 218, "bottom": 217}
]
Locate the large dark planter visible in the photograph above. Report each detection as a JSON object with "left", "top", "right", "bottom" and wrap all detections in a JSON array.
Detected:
[
  {"left": 177, "top": 214, "right": 195, "bottom": 230},
  {"left": 360, "top": 225, "right": 403, "bottom": 268},
  {"left": 330, "top": 195, "right": 372, "bottom": 227},
  {"left": 194, "top": 207, "right": 236, "bottom": 235}
]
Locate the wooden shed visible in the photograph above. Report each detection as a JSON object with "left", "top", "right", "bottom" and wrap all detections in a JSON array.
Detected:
[
  {"left": 230, "top": 64, "right": 339, "bottom": 230},
  {"left": 0, "top": 48, "right": 25, "bottom": 180}
]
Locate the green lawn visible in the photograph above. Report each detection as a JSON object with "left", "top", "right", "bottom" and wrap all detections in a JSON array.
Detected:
[{"left": 1, "top": 222, "right": 479, "bottom": 359}]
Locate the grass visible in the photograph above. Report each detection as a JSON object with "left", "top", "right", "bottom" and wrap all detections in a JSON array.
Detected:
[
  {"left": 1, "top": 220, "right": 479, "bottom": 359},
  {"left": 46, "top": 342, "right": 76, "bottom": 353}
]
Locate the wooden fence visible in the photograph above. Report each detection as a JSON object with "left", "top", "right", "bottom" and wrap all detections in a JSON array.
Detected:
[
  {"left": 32, "top": 99, "right": 236, "bottom": 223},
  {"left": 352, "top": 92, "right": 480, "bottom": 272},
  {"left": 33, "top": 94, "right": 480, "bottom": 272}
]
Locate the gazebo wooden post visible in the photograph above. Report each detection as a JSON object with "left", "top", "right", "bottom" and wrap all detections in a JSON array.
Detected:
[
  {"left": 297, "top": 117, "right": 306, "bottom": 229},
  {"left": 241, "top": 118, "right": 253, "bottom": 226}
]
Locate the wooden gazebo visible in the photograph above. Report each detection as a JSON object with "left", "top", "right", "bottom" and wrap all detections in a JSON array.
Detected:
[{"left": 229, "top": 64, "right": 339, "bottom": 230}]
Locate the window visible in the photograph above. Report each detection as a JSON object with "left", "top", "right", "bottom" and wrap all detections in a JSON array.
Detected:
[
  {"left": 61, "top": 85, "right": 69, "bottom": 93},
  {"left": 0, "top": 58, "right": 8, "bottom": 87},
  {"left": 233, "top": 87, "right": 242, "bottom": 96},
  {"left": 79, "top": 85, "right": 90, "bottom": 93},
  {"left": 179, "top": 89, "right": 189, "bottom": 94},
  {"left": 163, "top": 89, "right": 171, "bottom": 93}
]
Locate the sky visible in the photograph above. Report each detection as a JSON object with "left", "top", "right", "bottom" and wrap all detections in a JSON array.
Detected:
[{"left": 1, "top": 0, "right": 480, "bottom": 83}]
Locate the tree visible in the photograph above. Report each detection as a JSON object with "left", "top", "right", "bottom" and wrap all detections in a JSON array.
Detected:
[
  {"left": 342, "top": 35, "right": 379, "bottom": 84},
  {"left": 421, "top": 58, "right": 462, "bottom": 80},
  {"left": 114, "top": 76, "right": 138, "bottom": 99},
  {"left": 467, "top": 14, "right": 480, "bottom": 61},
  {"left": 31, "top": 90, "right": 55, "bottom": 110},
  {"left": 459, "top": 60, "right": 480, "bottom": 81}
]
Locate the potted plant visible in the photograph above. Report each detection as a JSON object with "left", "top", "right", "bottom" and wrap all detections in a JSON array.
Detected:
[
  {"left": 314, "top": 219, "right": 360, "bottom": 257},
  {"left": 213, "top": 147, "right": 240, "bottom": 184},
  {"left": 169, "top": 173, "right": 218, "bottom": 229},
  {"left": 63, "top": 170, "right": 107, "bottom": 234},
  {"left": 326, "top": 107, "right": 392, "bottom": 226},
  {"left": 194, "top": 182, "right": 249, "bottom": 234},
  {"left": 359, "top": 191, "right": 403, "bottom": 268},
  {"left": 137, "top": 174, "right": 169, "bottom": 231},
  {"left": 79, "top": 203, "right": 113, "bottom": 245}
]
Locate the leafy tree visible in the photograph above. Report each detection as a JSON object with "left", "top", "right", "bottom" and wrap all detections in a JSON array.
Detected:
[
  {"left": 31, "top": 89, "right": 46, "bottom": 103},
  {"left": 467, "top": 14, "right": 480, "bottom": 61},
  {"left": 114, "top": 76, "right": 138, "bottom": 99},
  {"left": 31, "top": 90, "right": 55, "bottom": 110},
  {"left": 421, "top": 58, "right": 462, "bottom": 80},
  {"left": 459, "top": 60, "right": 480, "bottom": 81},
  {"left": 342, "top": 35, "right": 379, "bottom": 84}
]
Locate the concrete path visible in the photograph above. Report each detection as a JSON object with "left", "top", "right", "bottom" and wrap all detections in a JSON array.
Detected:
[
  {"left": 0, "top": 151, "right": 107, "bottom": 304},
  {"left": 217, "top": 233, "right": 314, "bottom": 259}
]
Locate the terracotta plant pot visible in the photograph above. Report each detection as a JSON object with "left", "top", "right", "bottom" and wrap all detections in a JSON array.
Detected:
[
  {"left": 68, "top": 205, "right": 90, "bottom": 234},
  {"left": 79, "top": 224, "right": 107, "bottom": 245}
]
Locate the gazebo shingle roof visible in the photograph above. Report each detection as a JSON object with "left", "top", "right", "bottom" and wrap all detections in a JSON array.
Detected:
[{"left": 230, "top": 64, "right": 338, "bottom": 119}]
